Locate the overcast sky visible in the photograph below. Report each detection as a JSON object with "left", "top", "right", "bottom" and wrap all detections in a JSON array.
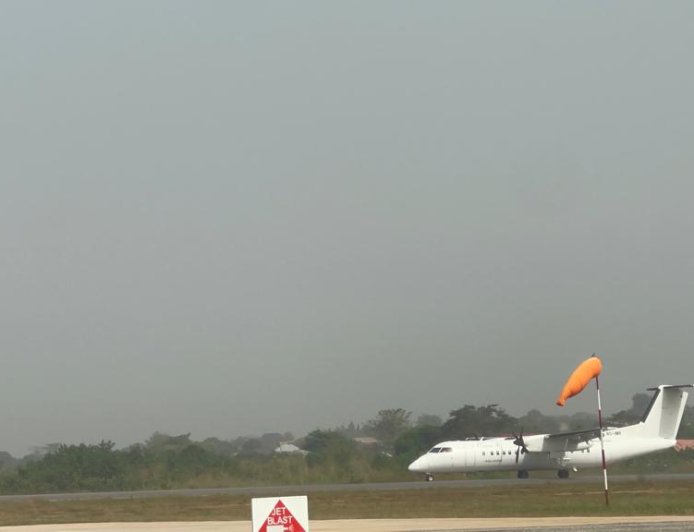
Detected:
[{"left": 2, "top": 1, "right": 693, "bottom": 456}]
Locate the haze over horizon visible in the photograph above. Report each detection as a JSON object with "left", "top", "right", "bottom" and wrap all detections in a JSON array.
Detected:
[{"left": 2, "top": 1, "right": 694, "bottom": 457}]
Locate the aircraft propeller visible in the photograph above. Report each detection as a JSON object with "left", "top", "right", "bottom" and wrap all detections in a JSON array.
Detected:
[{"left": 512, "top": 428, "right": 528, "bottom": 464}]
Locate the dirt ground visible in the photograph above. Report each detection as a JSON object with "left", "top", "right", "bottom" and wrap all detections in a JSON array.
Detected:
[{"left": 3, "top": 517, "right": 694, "bottom": 532}]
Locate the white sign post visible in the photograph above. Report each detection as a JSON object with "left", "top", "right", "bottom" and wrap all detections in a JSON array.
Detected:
[{"left": 251, "top": 495, "right": 309, "bottom": 532}]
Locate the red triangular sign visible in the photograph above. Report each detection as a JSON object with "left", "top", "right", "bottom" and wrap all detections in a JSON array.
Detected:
[{"left": 258, "top": 499, "right": 306, "bottom": 532}]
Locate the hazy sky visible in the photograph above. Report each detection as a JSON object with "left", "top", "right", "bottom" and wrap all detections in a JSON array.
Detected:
[{"left": 2, "top": 1, "right": 694, "bottom": 456}]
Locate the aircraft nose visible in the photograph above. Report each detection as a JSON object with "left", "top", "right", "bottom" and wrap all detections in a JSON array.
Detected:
[{"left": 408, "top": 455, "right": 427, "bottom": 473}]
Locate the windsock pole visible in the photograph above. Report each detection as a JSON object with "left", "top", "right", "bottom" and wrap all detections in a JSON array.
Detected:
[{"left": 595, "top": 374, "right": 609, "bottom": 506}]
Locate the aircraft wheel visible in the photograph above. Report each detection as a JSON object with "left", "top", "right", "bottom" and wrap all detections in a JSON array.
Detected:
[
  {"left": 425, "top": 473, "right": 434, "bottom": 482},
  {"left": 557, "top": 468, "right": 570, "bottom": 479},
  {"left": 517, "top": 470, "right": 529, "bottom": 479}
]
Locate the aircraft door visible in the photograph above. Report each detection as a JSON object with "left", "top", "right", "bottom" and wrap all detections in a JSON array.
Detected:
[
  {"left": 465, "top": 445, "right": 476, "bottom": 468},
  {"left": 453, "top": 446, "right": 475, "bottom": 469},
  {"left": 453, "top": 448, "right": 466, "bottom": 469},
  {"left": 433, "top": 446, "right": 455, "bottom": 471}
]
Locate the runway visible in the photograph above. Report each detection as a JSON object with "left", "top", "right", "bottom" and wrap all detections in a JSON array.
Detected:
[
  {"left": 2, "top": 474, "right": 694, "bottom": 531},
  {"left": 2, "top": 517, "right": 694, "bottom": 531},
  {"left": 1, "top": 472, "right": 693, "bottom": 503}
]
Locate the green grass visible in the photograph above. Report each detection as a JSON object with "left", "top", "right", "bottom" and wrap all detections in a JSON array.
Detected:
[{"left": 1, "top": 481, "right": 694, "bottom": 526}]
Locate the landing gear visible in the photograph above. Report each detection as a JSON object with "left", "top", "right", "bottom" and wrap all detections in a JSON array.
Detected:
[
  {"left": 425, "top": 473, "right": 434, "bottom": 482},
  {"left": 557, "top": 468, "right": 570, "bottom": 479},
  {"left": 517, "top": 470, "right": 529, "bottom": 479}
]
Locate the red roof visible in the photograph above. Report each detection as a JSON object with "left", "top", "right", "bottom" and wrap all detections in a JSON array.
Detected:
[{"left": 675, "top": 439, "right": 694, "bottom": 451}]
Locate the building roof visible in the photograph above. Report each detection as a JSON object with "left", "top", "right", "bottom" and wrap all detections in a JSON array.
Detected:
[{"left": 274, "top": 443, "right": 308, "bottom": 455}]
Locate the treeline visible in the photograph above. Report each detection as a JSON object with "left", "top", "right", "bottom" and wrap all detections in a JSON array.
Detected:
[
  {"left": 0, "top": 432, "right": 400, "bottom": 494},
  {"left": 0, "top": 394, "right": 692, "bottom": 494}
]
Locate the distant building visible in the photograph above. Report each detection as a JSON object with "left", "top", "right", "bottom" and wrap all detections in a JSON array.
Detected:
[
  {"left": 352, "top": 437, "right": 380, "bottom": 447},
  {"left": 274, "top": 443, "right": 308, "bottom": 455}
]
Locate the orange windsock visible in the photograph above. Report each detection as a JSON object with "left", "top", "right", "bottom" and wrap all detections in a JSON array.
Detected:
[{"left": 556, "top": 356, "right": 602, "bottom": 406}]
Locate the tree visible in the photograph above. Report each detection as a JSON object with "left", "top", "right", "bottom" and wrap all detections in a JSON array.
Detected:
[
  {"left": 145, "top": 432, "right": 193, "bottom": 452},
  {"left": 303, "top": 430, "right": 356, "bottom": 471},
  {"left": 259, "top": 433, "right": 284, "bottom": 453},
  {"left": 0, "top": 452, "right": 17, "bottom": 471},
  {"left": 199, "top": 437, "right": 236, "bottom": 456},
  {"left": 366, "top": 409, "right": 412, "bottom": 449},
  {"left": 393, "top": 425, "right": 442, "bottom": 462},
  {"left": 303, "top": 430, "right": 353, "bottom": 454},
  {"left": 416, "top": 414, "right": 443, "bottom": 427},
  {"left": 335, "top": 422, "right": 363, "bottom": 438},
  {"left": 240, "top": 438, "right": 263, "bottom": 455},
  {"left": 441, "top": 404, "right": 517, "bottom": 440},
  {"left": 517, "top": 409, "right": 561, "bottom": 434},
  {"left": 678, "top": 404, "right": 694, "bottom": 438},
  {"left": 607, "top": 393, "right": 652, "bottom": 426},
  {"left": 14, "top": 441, "right": 126, "bottom": 492}
]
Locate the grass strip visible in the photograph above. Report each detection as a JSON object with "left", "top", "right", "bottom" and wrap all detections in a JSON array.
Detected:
[{"left": 1, "top": 481, "right": 694, "bottom": 526}]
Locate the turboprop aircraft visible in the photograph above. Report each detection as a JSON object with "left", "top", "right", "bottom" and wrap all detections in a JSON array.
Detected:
[{"left": 408, "top": 384, "right": 691, "bottom": 481}]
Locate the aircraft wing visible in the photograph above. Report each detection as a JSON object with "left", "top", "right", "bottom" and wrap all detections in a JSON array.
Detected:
[
  {"left": 529, "top": 427, "right": 601, "bottom": 452},
  {"left": 545, "top": 428, "right": 601, "bottom": 441}
]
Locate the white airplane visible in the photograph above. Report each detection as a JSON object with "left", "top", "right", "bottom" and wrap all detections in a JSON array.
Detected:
[{"left": 408, "top": 384, "right": 691, "bottom": 481}]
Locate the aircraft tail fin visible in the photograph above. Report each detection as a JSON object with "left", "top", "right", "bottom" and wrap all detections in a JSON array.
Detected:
[{"left": 638, "top": 385, "right": 692, "bottom": 440}]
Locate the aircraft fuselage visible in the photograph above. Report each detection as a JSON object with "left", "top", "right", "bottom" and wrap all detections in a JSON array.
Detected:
[{"left": 408, "top": 429, "right": 674, "bottom": 476}]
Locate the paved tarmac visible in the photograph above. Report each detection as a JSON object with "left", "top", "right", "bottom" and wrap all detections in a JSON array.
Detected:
[
  {"left": 1, "top": 473, "right": 693, "bottom": 503},
  {"left": 3, "top": 517, "right": 694, "bottom": 531}
]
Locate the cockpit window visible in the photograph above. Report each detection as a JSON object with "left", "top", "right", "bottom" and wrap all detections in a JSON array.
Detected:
[
  {"left": 440, "top": 447, "right": 453, "bottom": 453},
  {"left": 429, "top": 447, "right": 442, "bottom": 453}
]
